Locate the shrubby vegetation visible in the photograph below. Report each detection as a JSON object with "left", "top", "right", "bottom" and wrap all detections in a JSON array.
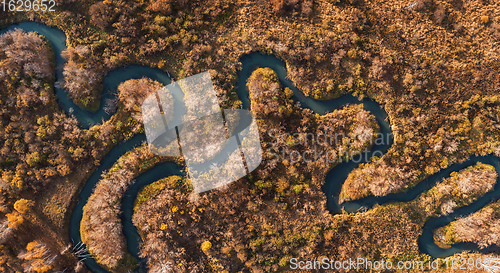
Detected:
[
  {"left": 132, "top": 176, "right": 186, "bottom": 271},
  {"left": 61, "top": 45, "right": 100, "bottom": 109},
  {"left": 118, "top": 78, "right": 164, "bottom": 124},
  {"left": 17, "top": 0, "right": 500, "bottom": 204},
  {"left": 79, "top": 67, "right": 379, "bottom": 272},
  {"left": 319, "top": 164, "right": 499, "bottom": 270},
  {"left": 1, "top": 0, "right": 500, "bottom": 271},
  {"left": 0, "top": 29, "right": 85, "bottom": 192},
  {"left": 18, "top": 241, "right": 58, "bottom": 273},
  {"left": 255, "top": 68, "right": 377, "bottom": 151},
  {"left": 342, "top": 92, "right": 500, "bottom": 201},
  {"left": 416, "top": 163, "right": 497, "bottom": 216},
  {"left": 134, "top": 176, "right": 187, "bottom": 211},
  {"left": 247, "top": 68, "right": 379, "bottom": 199},
  {"left": 10, "top": 0, "right": 500, "bottom": 200},
  {"left": 79, "top": 77, "right": 172, "bottom": 271},
  {"left": 130, "top": 70, "right": 500, "bottom": 271},
  {"left": 80, "top": 144, "right": 177, "bottom": 272},
  {"left": 440, "top": 201, "right": 500, "bottom": 249},
  {"left": 131, "top": 68, "right": 380, "bottom": 272},
  {"left": 0, "top": 29, "right": 160, "bottom": 271},
  {"left": 0, "top": 30, "right": 95, "bottom": 271},
  {"left": 341, "top": 159, "right": 418, "bottom": 202},
  {"left": 345, "top": 162, "right": 498, "bottom": 214}
]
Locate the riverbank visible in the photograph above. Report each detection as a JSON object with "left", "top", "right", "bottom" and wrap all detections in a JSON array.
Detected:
[{"left": 2, "top": 1, "right": 500, "bottom": 269}]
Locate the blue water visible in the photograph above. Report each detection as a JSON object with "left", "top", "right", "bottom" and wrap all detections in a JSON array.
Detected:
[{"left": 2, "top": 22, "right": 499, "bottom": 272}]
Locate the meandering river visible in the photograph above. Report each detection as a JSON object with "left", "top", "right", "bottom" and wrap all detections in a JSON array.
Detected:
[{"left": 1, "top": 22, "right": 499, "bottom": 272}]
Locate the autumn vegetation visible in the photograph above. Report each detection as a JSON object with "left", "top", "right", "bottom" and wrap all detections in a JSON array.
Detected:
[
  {"left": 80, "top": 144, "right": 176, "bottom": 272},
  {"left": 416, "top": 163, "right": 497, "bottom": 217},
  {"left": 61, "top": 45, "right": 100, "bottom": 109},
  {"left": 78, "top": 77, "right": 174, "bottom": 272},
  {"left": 0, "top": 29, "right": 97, "bottom": 271},
  {"left": 18, "top": 241, "right": 58, "bottom": 273},
  {"left": 0, "top": 29, "right": 78, "bottom": 192},
  {"left": 130, "top": 68, "right": 380, "bottom": 272},
  {"left": 440, "top": 201, "right": 500, "bottom": 249},
  {"left": 118, "top": 78, "right": 164, "bottom": 124},
  {"left": 1, "top": 0, "right": 500, "bottom": 271},
  {"left": 0, "top": 28, "right": 164, "bottom": 271}
]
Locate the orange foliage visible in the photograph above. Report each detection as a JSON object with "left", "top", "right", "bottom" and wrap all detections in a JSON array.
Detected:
[
  {"left": 21, "top": 241, "right": 56, "bottom": 273},
  {"left": 14, "top": 199, "right": 34, "bottom": 214},
  {"left": 6, "top": 212, "right": 23, "bottom": 229},
  {"left": 147, "top": 0, "right": 172, "bottom": 15}
]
